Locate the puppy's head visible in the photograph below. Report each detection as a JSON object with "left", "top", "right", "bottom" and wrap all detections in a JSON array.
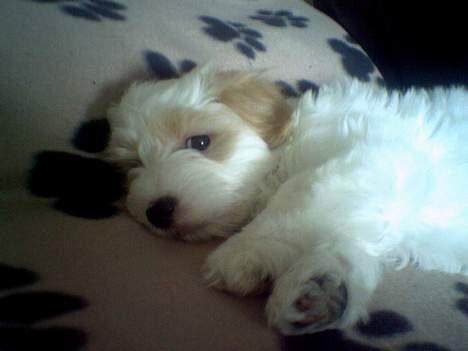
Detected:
[{"left": 106, "top": 67, "right": 292, "bottom": 240}]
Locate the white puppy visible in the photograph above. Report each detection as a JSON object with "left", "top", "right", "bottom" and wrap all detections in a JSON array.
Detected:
[{"left": 106, "top": 66, "right": 468, "bottom": 335}]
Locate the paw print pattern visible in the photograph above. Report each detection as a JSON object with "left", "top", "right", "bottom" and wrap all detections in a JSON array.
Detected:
[
  {"left": 355, "top": 310, "right": 413, "bottom": 337},
  {"left": 72, "top": 117, "right": 111, "bottom": 153},
  {"left": 28, "top": 107, "right": 128, "bottom": 219},
  {"left": 144, "top": 50, "right": 197, "bottom": 80},
  {"left": 0, "top": 263, "right": 88, "bottom": 350},
  {"left": 276, "top": 79, "right": 319, "bottom": 98},
  {"left": 32, "top": 0, "right": 127, "bottom": 21},
  {"left": 328, "top": 38, "right": 375, "bottom": 82},
  {"left": 354, "top": 309, "right": 452, "bottom": 351},
  {"left": 283, "top": 314, "right": 452, "bottom": 351},
  {"left": 455, "top": 281, "right": 468, "bottom": 318},
  {"left": 28, "top": 151, "right": 125, "bottom": 219},
  {"left": 199, "top": 16, "right": 266, "bottom": 59},
  {"left": 283, "top": 330, "right": 384, "bottom": 351},
  {"left": 249, "top": 9, "right": 309, "bottom": 28}
]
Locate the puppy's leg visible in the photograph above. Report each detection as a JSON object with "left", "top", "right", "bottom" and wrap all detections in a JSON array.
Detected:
[
  {"left": 203, "top": 172, "right": 315, "bottom": 295},
  {"left": 203, "top": 227, "right": 300, "bottom": 295},
  {"left": 266, "top": 246, "right": 381, "bottom": 335},
  {"left": 204, "top": 163, "right": 385, "bottom": 331}
]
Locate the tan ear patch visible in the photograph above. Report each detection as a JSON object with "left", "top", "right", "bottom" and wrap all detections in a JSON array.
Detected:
[{"left": 216, "top": 71, "right": 293, "bottom": 149}]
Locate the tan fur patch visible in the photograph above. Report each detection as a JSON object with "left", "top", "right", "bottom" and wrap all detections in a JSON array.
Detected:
[
  {"left": 216, "top": 71, "right": 293, "bottom": 149},
  {"left": 204, "top": 130, "right": 239, "bottom": 162}
]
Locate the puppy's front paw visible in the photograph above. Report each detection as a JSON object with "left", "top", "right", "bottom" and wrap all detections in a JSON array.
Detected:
[
  {"left": 203, "top": 238, "right": 270, "bottom": 296},
  {"left": 267, "top": 274, "right": 348, "bottom": 335}
]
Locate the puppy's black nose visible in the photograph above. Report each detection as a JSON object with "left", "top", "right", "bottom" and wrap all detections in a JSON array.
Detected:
[{"left": 146, "top": 196, "right": 177, "bottom": 229}]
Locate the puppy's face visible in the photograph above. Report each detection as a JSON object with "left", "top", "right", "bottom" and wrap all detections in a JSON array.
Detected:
[{"left": 106, "top": 68, "right": 291, "bottom": 240}]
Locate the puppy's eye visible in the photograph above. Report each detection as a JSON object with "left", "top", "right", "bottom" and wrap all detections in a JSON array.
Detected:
[{"left": 185, "top": 135, "right": 210, "bottom": 151}]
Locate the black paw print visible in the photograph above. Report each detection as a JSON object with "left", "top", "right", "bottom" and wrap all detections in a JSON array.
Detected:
[
  {"left": 144, "top": 51, "right": 197, "bottom": 80},
  {"left": 0, "top": 263, "right": 88, "bottom": 351},
  {"left": 355, "top": 310, "right": 452, "bottom": 351},
  {"left": 276, "top": 79, "right": 319, "bottom": 98},
  {"left": 71, "top": 117, "right": 111, "bottom": 153},
  {"left": 199, "top": 16, "right": 266, "bottom": 59},
  {"left": 28, "top": 149, "right": 125, "bottom": 219},
  {"left": 249, "top": 9, "right": 309, "bottom": 28},
  {"left": 328, "top": 38, "right": 375, "bottom": 82},
  {"left": 31, "top": 0, "right": 127, "bottom": 22},
  {"left": 283, "top": 330, "right": 384, "bottom": 351},
  {"left": 455, "top": 281, "right": 468, "bottom": 318},
  {"left": 284, "top": 310, "right": 452, "bottom": 351},
  {"left": 28, "top": 112, "right": 127, "bottom": 219},
  {"left": 356, "top": 310, "right": 413, "bottom": 337}
]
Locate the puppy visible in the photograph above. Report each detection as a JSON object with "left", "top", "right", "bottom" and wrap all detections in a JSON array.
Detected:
[{"left": 106, "top": 66, "right": 468, "bottom": 335}]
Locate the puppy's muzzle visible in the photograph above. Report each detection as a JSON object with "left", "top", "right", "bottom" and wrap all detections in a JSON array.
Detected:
[{"left": 146, "top": 196, "right": 177, "bottom": 229}]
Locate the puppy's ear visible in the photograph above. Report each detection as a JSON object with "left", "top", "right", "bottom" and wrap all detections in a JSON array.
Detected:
[{"left": 215, "top": 71, "right": 293, "bottom": 148}]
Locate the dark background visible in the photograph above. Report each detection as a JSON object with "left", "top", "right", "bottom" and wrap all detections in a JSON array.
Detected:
[{"left": 312, "top": 0, "right": 468, "bottom": 89}]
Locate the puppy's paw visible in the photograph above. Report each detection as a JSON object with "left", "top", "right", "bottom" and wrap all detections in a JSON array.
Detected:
[
  {"left": 267, "top": 274, "right": 348, "bottom": 335},
  {"left": 203, "top": 239, "right": 270, "bottom": 296}
]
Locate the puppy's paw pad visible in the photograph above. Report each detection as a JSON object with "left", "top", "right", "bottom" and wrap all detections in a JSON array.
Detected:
[{"left": 276, "top": 275, "right": 348, "bottom": 335}]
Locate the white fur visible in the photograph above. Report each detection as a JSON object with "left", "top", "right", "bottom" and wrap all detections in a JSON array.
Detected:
[{"left": 107, "top": 67, "right": 468, "bottom": 335}]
